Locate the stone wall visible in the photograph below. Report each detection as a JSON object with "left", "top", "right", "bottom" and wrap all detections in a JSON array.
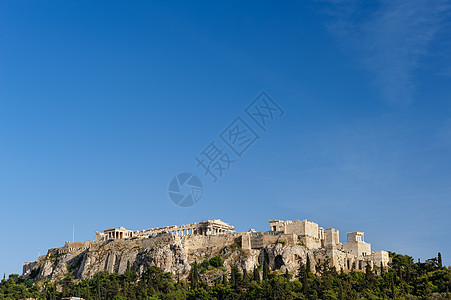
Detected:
[
  {"left": 23, "top": 232, "right": 391, "bottom": 283},
  {"left": 325, "top": 228, "right": 340, "bottom": 249},
  {"left": 343, "top": 242, "right": 371, "bottom": 257},
  {"left": 23, "top": 218, "right": 391, "bottom": 282}
]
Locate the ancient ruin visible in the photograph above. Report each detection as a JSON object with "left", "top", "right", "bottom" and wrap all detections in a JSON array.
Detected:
[
  {"left": 259, "top": 219, "right": 389, "bottom": 271},
  {"left": 23, "top": 218, "right": 391, "bottom": 282},
  {"left": 95, "top": 219, "right": 235, "bottom": 241},
  {"left": 94, "top": 218, "right": 388, "bottom": 272}
]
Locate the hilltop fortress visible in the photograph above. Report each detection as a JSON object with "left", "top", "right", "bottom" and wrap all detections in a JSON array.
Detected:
[
  {"left": 94, "top": 218, "right": 389, "bottom": 272},
  {"left": 23, "top": 218, "right": 390, "bottom": 282}
]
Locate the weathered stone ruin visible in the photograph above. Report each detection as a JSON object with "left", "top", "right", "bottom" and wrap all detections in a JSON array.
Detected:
[
  {"left": 95, "top": 219, "right": 235, "bottom": 241},
  {"left": 23, "top": 218, "right": 390, "bottom": 282},
  {"left": 249, "top": 219, "right": 390, "bottom": 272}
]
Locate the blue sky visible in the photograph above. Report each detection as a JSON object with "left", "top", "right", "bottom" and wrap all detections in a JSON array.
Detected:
[{"left": 0, "top": 0, "right": 450, "bottom": 275}]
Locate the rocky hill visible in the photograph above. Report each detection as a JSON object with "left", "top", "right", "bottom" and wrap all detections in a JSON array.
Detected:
[{"left": 23, "top": 233, "right": 316, "bottom": 282}]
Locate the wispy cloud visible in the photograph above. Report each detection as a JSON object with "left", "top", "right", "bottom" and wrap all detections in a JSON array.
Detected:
[{"left": 319, "top": 0, "right": 450, "bottom": 105}]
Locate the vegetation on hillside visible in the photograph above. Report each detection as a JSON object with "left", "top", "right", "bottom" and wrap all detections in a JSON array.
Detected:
[{"left": 1, "top": 252, "right": 450, "bottom": 299}]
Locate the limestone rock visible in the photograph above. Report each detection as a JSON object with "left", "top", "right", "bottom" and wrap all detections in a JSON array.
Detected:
[{"left": 22, "top": 234, "right": 352, "bottom": 282}]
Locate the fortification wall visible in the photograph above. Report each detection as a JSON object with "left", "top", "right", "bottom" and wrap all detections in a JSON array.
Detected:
[{"left": 181, "top": 234, "right": 237, "bottom": 252}]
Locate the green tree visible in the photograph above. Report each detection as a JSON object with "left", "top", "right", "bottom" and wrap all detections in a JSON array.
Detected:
[
  {"left": 242, "top": 268, "right": 249, "bottom": 283},
  {"left": 298, "top": 261, "right": 308, "bottom": 295},
  {"left": 285, "top": 268, "right": 292, "bottom": 281},
  {"left": 263, "top": 260, "right": 270, "bottom": 281},
  {"left": 306, "top": 255, "right": 311, "bottom": 276},
  {"left": 210, "top": 256, "right": 222, "bottom": 268},
  {"left": 61, "top": 271, "right": 74, "bottom": 297},
  {"left": 190, "top": 261, "right": 199, "bottom": 290},
  {"left": 253, "top": 267, "right": 260, "bottom": 282},
  {"left": 230, "top": 265, "right": 241, "bottom": 287}
]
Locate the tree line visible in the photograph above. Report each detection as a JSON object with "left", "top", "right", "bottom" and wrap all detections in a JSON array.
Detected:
[{"left": 1, "top": 252, "right": 450, "bottom": 299}]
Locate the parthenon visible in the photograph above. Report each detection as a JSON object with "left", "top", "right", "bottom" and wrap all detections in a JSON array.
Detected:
[{"left": 96, "top": 219, "right": 235, "bottom": 241}]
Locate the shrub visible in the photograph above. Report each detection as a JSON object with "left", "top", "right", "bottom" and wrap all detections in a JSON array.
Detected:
[{"left": 210, "top": 256, "right": 223, "bottom": 268}]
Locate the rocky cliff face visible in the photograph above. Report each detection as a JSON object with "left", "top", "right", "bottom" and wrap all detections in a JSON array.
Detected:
[{"left": 23, "top": 234, "right": 318, "bottom": 282}]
